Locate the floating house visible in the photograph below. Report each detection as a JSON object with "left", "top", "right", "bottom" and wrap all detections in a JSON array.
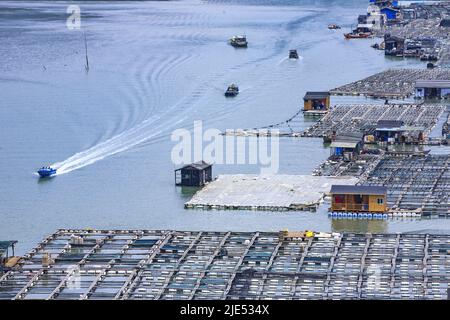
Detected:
[
  {"left": 329, "top": 134, "right": 363, "bottom": 161},
  {"left": 374, "top": 120, "right": 424, "bottom": 143},
  {"left": 415, "top": 80, "right": 450, "bottom": 99},
  {"left": 375, "top": 120, "right": 404, "bottom": 142},
  {"left": 303, "top": 91, "right": 330, "bottom": 112},
  {"left": 0, "top": 241, "right": 17, "bottom": 273},
  {"left": 175, "top": 161, "right": 212, "bottom": 187},
  {"left": 330, "top": 185, "right": 388, "bottom": 213},
  {"left": 384, "top": 34, "right": 405, "bottom": 56}
]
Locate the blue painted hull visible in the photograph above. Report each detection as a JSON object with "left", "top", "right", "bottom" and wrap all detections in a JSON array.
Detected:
[{"left": 37, "top": 168, "right": 57, "bottom": 178}]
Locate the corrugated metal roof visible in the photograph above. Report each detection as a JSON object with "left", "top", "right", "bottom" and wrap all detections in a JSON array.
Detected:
[
  {"left": 330, "top": 185, "right": 387, "bottom": 195},
  {"left": 415, "top": 79, "right": 450, "bottom": 88},
  {"left": 178, "top": 161, "right": 211, "bottom": 171},
  {"left": 335, "top": 132, "right": 364, "bottom": 140},
  {"left": 303, "top": 91, "right": 330, "bottom": 100},
  {"left": 385, "top": 35, "right": 404, "bottom": 42},
  {"left": 376, "top": 120, "right": 404, "bottom": 129},
  {"left": 0, "top": 241, "right": 17, "bottom": 250},
  {"left": 330, "top": 141, "right": 359, "bottom": 148}
]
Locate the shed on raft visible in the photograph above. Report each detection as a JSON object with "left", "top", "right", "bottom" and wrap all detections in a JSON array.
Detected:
[{"left": 175, "top": 161, "right": 212, "bottom": 187}]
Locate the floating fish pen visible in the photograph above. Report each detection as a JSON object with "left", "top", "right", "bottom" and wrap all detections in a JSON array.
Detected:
[
  {"left": 381, "top": 18, "right": 448, "bottom": 64},
  {"left": 301, "top": 104, "right": 445, "bottom": 139},
  {"left": 360, "top": 154, "right": 450, "bottom": 217},
  {"left": 330, "top": 69, "right": 450, "bottom": 98},
  {"left": 2, "top": 229, "right": 450, "bottom": 300},
  {"left": 184, "top": 175, "right": 358, "bottom": 212},
  {"left": 312, "top": 152, "right": 383, "bottom": 178},
  {"left": 384, "top": 18, "right": 444, "bottom": 40}
]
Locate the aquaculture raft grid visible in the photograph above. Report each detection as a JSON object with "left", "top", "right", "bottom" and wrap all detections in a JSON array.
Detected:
[
  {"left": 360, "top": 154, "right": 450, "bottom": 216},
  {"left": 330, "top": 69, "right": 450, "bottom": 98},
  {"left": 301, "top": 104, "right": 445, "bottom": 138},
  {"left": 1, "top": 229, "right": 450, "bottom": 300}
]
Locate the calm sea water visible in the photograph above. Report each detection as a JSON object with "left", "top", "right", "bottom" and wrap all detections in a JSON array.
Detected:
[{"left": 1, "top": 0, "right": 449, "bottom": 254}]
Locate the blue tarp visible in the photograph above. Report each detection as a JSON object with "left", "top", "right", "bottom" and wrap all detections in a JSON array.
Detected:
[{"left": 381, "top": 7, "right": 398, "bottom": 20}]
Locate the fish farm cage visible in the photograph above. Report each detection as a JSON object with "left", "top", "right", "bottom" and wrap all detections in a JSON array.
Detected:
[
  {"left": 1, "top": 229, "right": 450, "bottom": 300},
  {"left": 360, "top": 154, "right": 450, "bottom": 217},
  {"left": 301, "top": 104, "right": 445, "bottom": 138},
  {"left": 330, "top": 69, "right": 450, "bottom": 98}
]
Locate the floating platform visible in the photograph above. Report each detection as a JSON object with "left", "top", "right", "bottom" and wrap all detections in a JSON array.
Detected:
[
  {"left": 328, "top": 211, "right": 421, "bottom": 219},
  {"left": 330, "top": 69, "right": 450, "bottom": 98},
  {"left": 2, "top": 229, "right": 450, "bottom": 300},
  {"left": 381, "top": 18, "right": 448, "bottom": 65},
  {"left": 361, "top": 154, "right": 450, "bottom": 217},
  {"left": 313, "top": 152, "right": 383, "bottom": 178},
  {"left": 301, "top": 104, "right": 445, "bottom": 138},
  {"left": 317, "top": 152, "right": 449, "bottom": 217},
  {"left": 303, "top": 110, "right": 328, "bottom": 117},
  {"left": 185, "top": 175, "right": 358, "bottom": 211}
]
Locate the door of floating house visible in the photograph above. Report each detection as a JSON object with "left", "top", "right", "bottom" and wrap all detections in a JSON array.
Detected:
[{"left": 175, "top": 161, "right": 212, "bottom": 187}]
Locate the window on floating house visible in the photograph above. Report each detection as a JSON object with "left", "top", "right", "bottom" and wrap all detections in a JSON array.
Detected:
[{"left": 377, "top": 198, "right": 384, "bottom": 205}]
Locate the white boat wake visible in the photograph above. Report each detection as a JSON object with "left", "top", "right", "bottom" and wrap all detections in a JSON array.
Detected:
[{"left": 52, "top": 112, "right": 187, "bottom": 175}]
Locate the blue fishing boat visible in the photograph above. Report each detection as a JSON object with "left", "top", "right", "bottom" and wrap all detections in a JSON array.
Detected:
[{"left": 37, "top": 167, "right": 57, "bottom": 178}]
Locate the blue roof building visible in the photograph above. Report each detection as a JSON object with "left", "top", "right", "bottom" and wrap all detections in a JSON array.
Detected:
[{"left": 381, "top": 7, "right": 399, "bottom": 20}]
